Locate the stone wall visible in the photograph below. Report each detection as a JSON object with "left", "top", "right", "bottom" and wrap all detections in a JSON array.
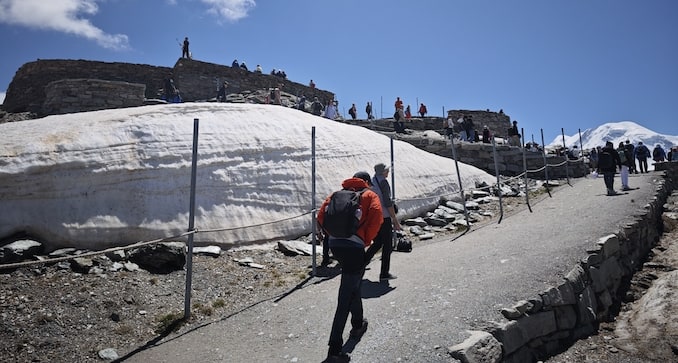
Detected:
[
  {"left": 3, "top": 59, "right": 171, "bottom": 114},
  {"left": 3, "top": 58, "right": 334, "bottom": 115},
  {"left": 449, "top": 162, "right": 678, "bottom": 362},
  {"left": 172, "top": 58, "right": 334, "bottom": 105},
  {"left": 43, "top": 79, "right": 146, "bottom": 115}
]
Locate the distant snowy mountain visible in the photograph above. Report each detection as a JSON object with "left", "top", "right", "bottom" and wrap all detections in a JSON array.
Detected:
[{"left": 549, "top": 121, "right": 678, "bottom": 152}]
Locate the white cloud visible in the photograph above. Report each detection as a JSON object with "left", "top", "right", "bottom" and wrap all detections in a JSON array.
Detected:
[
  {"left": 0, "top": 92, "right": 5, "bottom": 104},
  {"left": 0, "top": 0, "right": 129, "bottom": 50},
  {"left": 201, "top": 0, "right": 255, "bottom": 22}
]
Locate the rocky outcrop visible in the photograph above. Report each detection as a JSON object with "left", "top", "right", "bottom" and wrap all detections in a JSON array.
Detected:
[
  {"left": 2, "top": 58, "right": 334, "bottom": 115},
  {"left": 3, "top": 59, "right": 170, "bottom": 113}
]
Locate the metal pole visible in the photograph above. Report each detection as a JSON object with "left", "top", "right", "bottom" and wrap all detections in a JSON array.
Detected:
[
  {"left": 540, "top": 129, "right": 552, "bottom": 197},
  {"left": 390, "top": 137, "right": 396, "bottom": 248},
  {"left": 390, "top": 137, "right": 395, "bottom": 199},
  {"left": 491, "top": 137, "right": 504, "bottom": 223},
  {"left": 578, "top": 128, "right": 584, "bottom": 160},
  {"left": 380, "top": 96, "right": 383, "bottom": 120},
  {"left": 311, "top": 127, "right": 317, "bottom": 276},
  {"left": 449, "top": 136, "right": 470, "bottom": 229},
  {"left": 184, "top": 118, "right": 199, "bottom": 320},
  {"left": 521, "top": 127, "right": 532, "bottom": 213},
  {"left": 561, "top": 128, "right": 571, "bottom": 186}
]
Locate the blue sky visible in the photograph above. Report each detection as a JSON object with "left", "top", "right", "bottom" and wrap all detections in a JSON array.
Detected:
[{"left": 1, "top": 0, "right": 676, "bottom": 142}]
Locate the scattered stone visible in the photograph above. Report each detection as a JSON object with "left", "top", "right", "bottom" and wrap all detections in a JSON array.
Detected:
[
  {"left": 193, "top": 245, "right": 222, "bottom": 257},
  {"left": 98, "top": 348, "right": 119, "bottom": 360}
]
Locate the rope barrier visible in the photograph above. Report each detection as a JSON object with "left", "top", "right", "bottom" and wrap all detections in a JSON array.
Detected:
[
  {"left": 0, "top": 230, "right": 197, "bottom": 270},
  {"left": 0, "top": 142, "right": 580, "bottom": 272}
]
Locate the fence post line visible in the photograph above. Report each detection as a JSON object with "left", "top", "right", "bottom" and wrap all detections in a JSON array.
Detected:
[
  {"left": 521, "top": 127, "right": 532, "bottom": 213},
  {"left": 390, "top": 137, "right": 397, "bottom": 248},
  {"left": 184, "top": 118, "right": 200, "bottom": 320},
  {"left": 390, "top": 137, "right": 395, "bottom": 200},
  {"left": 449, "top": 136, "right": 470, "bottom": 229},
  {"left": 578, "top": 128, "right": 584, "bottom": 160},
  {"left": 540, "top": 129, "right": 552, "bottom": 197},
  {"left": 561, "top": 128, "right": 571, "bottom": 186},
  {"left": 491, "top": 137, "right": 504, "bottom": 224},
  {"left": 311, "top": 127, "right": 318, "bottom": 277}
]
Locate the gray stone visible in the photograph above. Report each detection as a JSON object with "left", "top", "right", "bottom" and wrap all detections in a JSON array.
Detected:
[
  {"left": 448, "top": 330, "right": 502, "bottom": 363},
  {"left": 564, "top": 264, "right": 587, "bottom": 293},
  {"left": 404, "top": 217, "right": 428, "bottom": 227},
  {"left": 98, "top": 348, "right": 119, "bottom": 360},
  {"left": 1, "top": 239, "right": 43, "bottom": 263},
  {"left": 408, "top": 225, "right": 425, "bottom": 235},
  {"left": 70, "top": 257, "right": 94, "bottom": 273},
  {"left": 128, "top": 242, "right": 185, "bottom": 273},
  {"left": 491, "top": 321, "right": 529, "bottom": 356},
  {"left": 424, "top": 216, "right": 448, "bottom": 227},
  {"left": 501, "top": 308, "right": 522, "bottom": 320},
  {"left": 276, "top": 240, "right": 318, "bottom": 256},
  {"left": 193, "top": 245, "right": 222, "bottom": 257},
  {"left": 445, "top": 201, "right": 466, "bottom": 212},
  {"left": 519, "top": 310, "right": 557, "bottom": 340},
  {"left": 554, "top": 305, "right": 577, "bottom": 330},
  {"left": 597, "top": 234, "right": 620, "bottom": 258},
  {"left": 418, "top": 233, "right": 436, "bottom": 240}
]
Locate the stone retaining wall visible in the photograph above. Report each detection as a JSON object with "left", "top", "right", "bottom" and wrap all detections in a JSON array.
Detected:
[
  {"left": 43, "top": 79, "right": 146, "bottom": 115},
  {"left": 449, "top": 163, "right": 678, "bottom": 362}
]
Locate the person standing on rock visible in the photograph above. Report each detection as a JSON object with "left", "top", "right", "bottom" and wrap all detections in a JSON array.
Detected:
[
  {"left": 365, "top": 102, "right": 373, "bottom": 120},
  {"left": 418, "top": 103, "right": 427, "bottom": 117},
  {"left": 317, "top": 172, "right": 383, "bottom": 363},
  {"left": 182, "top": 37, "right": 190, "bottom": 59},
  {"left": 365, "top": 163, "right": 401, "bottom": 281},
  {"left": 597, "top": 141, "right": 622, "bottom": 196}
]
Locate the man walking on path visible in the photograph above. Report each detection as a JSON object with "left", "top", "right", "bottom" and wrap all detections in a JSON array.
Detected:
[
  {"left": 317, "top": 172, "right": 383, "bottom": 363},
  {"left": 365, "top": 163, "right": 402, "bottom": 281}
]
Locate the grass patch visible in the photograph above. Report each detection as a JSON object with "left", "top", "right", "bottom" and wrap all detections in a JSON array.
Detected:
[{"left": 154, "top": 311, "right": 184, "bottom": 334}]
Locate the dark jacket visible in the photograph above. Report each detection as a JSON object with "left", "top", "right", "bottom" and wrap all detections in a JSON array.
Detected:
[{"left": 598, "top": 145, "right": 621, "bottom": 173}]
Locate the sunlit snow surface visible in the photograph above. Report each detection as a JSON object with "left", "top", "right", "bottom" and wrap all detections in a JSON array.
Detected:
[{"left": 0, "top": 103, "right": 494, "bottom": 249}]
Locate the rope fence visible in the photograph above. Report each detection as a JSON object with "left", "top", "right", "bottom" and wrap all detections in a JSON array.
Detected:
[{"left": 0, "top": 119, "right": 591, "bottom": 319}]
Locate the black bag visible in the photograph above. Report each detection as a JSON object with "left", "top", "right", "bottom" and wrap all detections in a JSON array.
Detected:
[
  {"left": 322, "top": 189, "right": 364, "bottom": 238},
  {"left": 395, "top": 232, "right": 412, "bottom": 252}
]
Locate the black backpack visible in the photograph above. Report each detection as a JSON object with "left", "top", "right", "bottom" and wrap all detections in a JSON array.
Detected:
[
  {"left": 322, "top": 189, "right": 365, "bottom": 238},
  {"left": 598, "top": 149, "right": 614, "bottom": 169}
]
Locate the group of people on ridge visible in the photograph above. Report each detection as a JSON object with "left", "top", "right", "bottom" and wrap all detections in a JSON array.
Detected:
[
  {"left": 317, "top": 163, "right": 400, "bottom": 363},
  {"left": 594, "top": 140, "right": 675, "bottom": 196}
]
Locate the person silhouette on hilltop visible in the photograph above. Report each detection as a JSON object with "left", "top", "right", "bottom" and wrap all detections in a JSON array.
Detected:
[{"left": 182, "top": 37, "right": 190, "bottom": 59}]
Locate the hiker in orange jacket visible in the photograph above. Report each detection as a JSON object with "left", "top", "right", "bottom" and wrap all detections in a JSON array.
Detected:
[{"left": 317, "top": 172, "right": 382, "bottom": 362}]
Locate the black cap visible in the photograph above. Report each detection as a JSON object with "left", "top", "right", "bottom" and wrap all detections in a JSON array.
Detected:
[{"left": 353, "top": 171, "right": 372, "bottom": 185}]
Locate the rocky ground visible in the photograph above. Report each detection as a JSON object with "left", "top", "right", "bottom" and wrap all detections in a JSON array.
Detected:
[{"left": 0, "top": 183, "right": 676, "bottom": 363}]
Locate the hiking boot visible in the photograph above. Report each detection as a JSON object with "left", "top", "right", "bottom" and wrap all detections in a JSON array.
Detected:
[
  {"left": 379, "top": 273, "right": 397, "bottom": 281},
  {"left": 607, "top": 190, "right": 618, "bottom": 196},
  {"left": 324, "top": 352, "right": 350, "bottom": 363},
  {"left": 320, "top": 257, "right": 331, "bottom": 267},
  {"left": 349, "top": 319, "right": 368, "bottom": 339},
  {"left": 622, "top": 186, "right": 633, "bottom": 191}
]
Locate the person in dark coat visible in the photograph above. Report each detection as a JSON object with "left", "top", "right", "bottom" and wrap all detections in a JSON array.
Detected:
[
  {"left": 482, "top": 125, "right": 491, "bottom": 144},
  {"left": 182, "top": 37, "right": 190, "bottom": 58},
  {"left": 597, "top": 141, "right": 622, "bottom": 196}
]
